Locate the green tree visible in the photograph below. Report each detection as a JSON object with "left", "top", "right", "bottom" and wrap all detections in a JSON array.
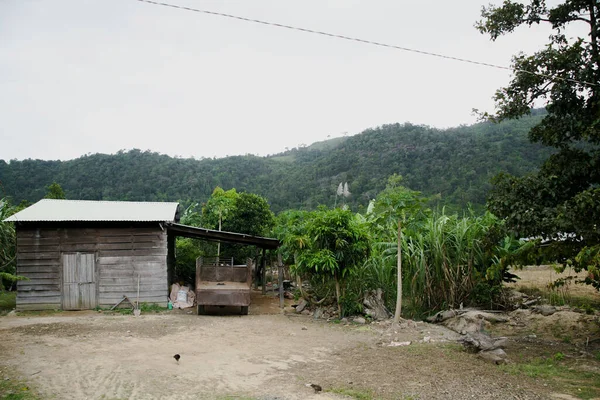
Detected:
[
  {"left": 478, "top": 1, "right": 600, "bottom": 287},
  {"left": 45, "top": 182, "right": 66, "bottom": 199},
  {"left": 367, "top": 174, "right": 429, "bottom": 321},
  {"left": 292, "top": 208, "right": 371, "bottom": 316},
  {"left": 0, "top": 199, "right": 28, "bottom": 290},
  {"left": 223, "top": 192, "right": 275, "bottom": 237},
  {"left": 202, "top": 187, "right": 239, "bottom": 256}
]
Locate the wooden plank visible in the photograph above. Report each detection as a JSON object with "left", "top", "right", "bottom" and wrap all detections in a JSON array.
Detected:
[
  {"left": 17, "top": 277, "right": 60, "bottom": 286},
  {"left": 99, "top": 270, "right": 165, "bottom": 279},
  {"left": 16, "top": 259, "right": 60, "bottom": 267},
  {"left": 17, "top": 230, "right": 60, "bottom": 238},
  {"left": 97, "top": 263, "right": 165, "bottom": 271},
  {"left": 62, "top": 253, "right": 77, "bottom": 310},
  {"left": 57, "top": 243, "right": 98, "bottom": 252},
  {"left": 18, "top": 244, "right": 60, "bottom": 253},
  {"left": 99, "top": 281, "right": 168, "bottom": 293},
  {"left": 18, "top": 252, "right": 60, "bottom": 260},
  {"left": 17, "top": 303, "right": 61, "bottom": 311},
  {"left": 17, "top": 285, "right": 60, "bottom": 291},
  {"left": 17, "top": 291, "right": 62, "bottom": 298},
  {"left": 98, "top": 256, "right": 166, "bottom": 265},
  {"left": 98, "top": 249, "right": 168, "bottom": 257},
  {"left": 18, "top": 273, "right": 59, "bottom": 279},
  {"left": 96, "top": 242, "right": 165, "bottom": 250},
  {"left": 97, "top": 234, "right": 165, "bottom": 243},
  {"left": 17, "top": 266, "right": 59, "bottom": 273},
  {"left": 16, "top": 296, "right": 61, "bottom": 304},
  {"left": 78, "top": 253, "right": 97, "bottom": 309}
]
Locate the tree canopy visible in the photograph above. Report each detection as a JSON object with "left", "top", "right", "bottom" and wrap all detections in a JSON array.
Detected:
[
  {"left": 480, "top": 0, "right": 600, "bottom": 287},
  {"left": 1, "top": 114, "right": 553, "bottom": 213}
]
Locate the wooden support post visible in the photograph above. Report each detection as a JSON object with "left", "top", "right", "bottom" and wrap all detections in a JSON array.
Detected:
[
  {"left": 261, "top": 248, "right": 267, "bottom": 295},
  {"left": 278, "top": 252, "right": 284, "bottom": 309}
]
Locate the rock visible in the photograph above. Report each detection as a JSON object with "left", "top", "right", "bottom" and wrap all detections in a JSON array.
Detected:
[
  {"left": 301, "top": 309, "right": 310, "bottom": 315},
  {"left": 302, "top": 326, "right": 308, "bottom": 330},
  {"left": 478, "top": 348, "right": 508, "bottom": 364},
  {"left": 340, "top": 318, "right": 348, "bottom": 324},
  {"left": 363, "top": 289, "right": 392, "bottom": 320},
  {"left": 423, "top": 336, "right": 431, "bottom": 343},
  {"left": 426, "top": 309, "right": 459, "bottom": 323},
  {"left": 459, "top": 332, "right": 507, "bottom": 353},
  {"left": 322, "top": 313, "right": 330, "bottom": 319},
  {"left": 523, "top": 298, "right": 539, "bottom": 307},
  {"left": 295, "top": 299, "right": 308, "bottom": 313},
  {"left": 388, "top": 341, "right": 411, "bottom": 347},
  {"left": 313, "top": 307, "right": 323, "bottom": 320},
  {"left": 533, "top": 305, "right": 557, "bottom": 316},
  {"left": 354, "top": 316, "right": 366, "bottom": 324}
]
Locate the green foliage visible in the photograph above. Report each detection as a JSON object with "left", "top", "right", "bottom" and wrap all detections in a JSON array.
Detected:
[
  {"left": 223, "top": 192, "right": 275, "bottom": 237},
  {"left": 0, "top": 291, "right": 16, "bottom": 314},
  {"left": 1, "top": 114, "right": 551, "bottom": 213},
  {"left": 44, "top": 182, "right": 65, "bottom": 199},
  {"left": 280, "top": 207, "right": 371, "bottom": 316},
  {"left": 201, "top": 187, "right": 238, "bottom": 230},
  {"left": 480, "top": 1, "right": 600, "bottom": 289},
  {"left": 0, "top": 199, "right": 29, "bottom": 290},
  {"left": 175, "top": 237, "right": 203, "bottom": 284}
]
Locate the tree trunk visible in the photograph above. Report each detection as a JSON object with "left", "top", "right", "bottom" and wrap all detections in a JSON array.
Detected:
[
  {"left": 334, "top": 271, "right": 342, "bottom": 317},
  {"left": 393, "top": 220, "right": 402, "bottom": 324}
]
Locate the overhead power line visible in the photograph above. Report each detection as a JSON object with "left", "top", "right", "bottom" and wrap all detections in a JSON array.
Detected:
[{"left": 135, "top": 0, "right": 597, "bottom": 88}]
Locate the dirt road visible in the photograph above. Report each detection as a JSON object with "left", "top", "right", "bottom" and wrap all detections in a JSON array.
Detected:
[{"left": 0, "top": 295, "right": 562, "bottom": 400}]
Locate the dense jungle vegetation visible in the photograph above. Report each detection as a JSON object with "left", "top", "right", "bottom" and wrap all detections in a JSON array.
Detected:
[{"left": 0, "top": 111, "right": 551, "bottom": 213}]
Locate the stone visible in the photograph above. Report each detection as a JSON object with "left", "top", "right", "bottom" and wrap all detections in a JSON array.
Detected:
[
  {"left": 534, "top": 305, "right": 557, "bottom": 316},
  {"left": 295, "top": 299, "right": 308, "bottom": 313},
  {"left": 354, "top": 316, "right": 366, "bottom": 324},
  {"left": 363, "top": 289, "right": 392, "bottom": 320},
  {"left": 313, "top": 307, "right": 324, "bottom": 320},
  {"left": 301, "top": 309, "right": 310, "bottom": 315},
  {"left": 478, "top": 348, "right": 508, "bottom": 364}
]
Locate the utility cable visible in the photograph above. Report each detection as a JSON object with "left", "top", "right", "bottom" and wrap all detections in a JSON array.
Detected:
[{"left": 134, "top": 0, "right": 598, "bottom": 88}]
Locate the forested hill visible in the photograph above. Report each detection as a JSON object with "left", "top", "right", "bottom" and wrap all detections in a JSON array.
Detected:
[{"left": 0, "top": 112, "right": 552, "bottom": 213}]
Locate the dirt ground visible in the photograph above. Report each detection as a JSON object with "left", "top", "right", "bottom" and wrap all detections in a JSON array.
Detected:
[{"left": 0, "top": 273, "right": 598, "bottom": 400}]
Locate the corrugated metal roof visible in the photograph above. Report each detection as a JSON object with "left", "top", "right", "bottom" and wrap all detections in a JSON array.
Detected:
[{"left": 3, "top": 199, "right": 179, "bottom": 222}]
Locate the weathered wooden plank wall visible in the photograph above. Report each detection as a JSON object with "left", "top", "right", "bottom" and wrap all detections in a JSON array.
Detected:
[{"left": 16, "top": 225, "right": 168, "bottom": 310}]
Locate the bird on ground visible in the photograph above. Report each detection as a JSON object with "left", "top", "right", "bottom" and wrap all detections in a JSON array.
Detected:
[
  {"left": 173, "top": 354, "right": 181, "bottom": 363},
  {"left": 305, "top": 383, "right": 322, "bottom": 393}
]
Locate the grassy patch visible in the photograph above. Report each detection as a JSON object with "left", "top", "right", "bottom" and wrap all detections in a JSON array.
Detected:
[
  {"left": 500, "top": 356, "right": 600, "bottom": 399},
  {"left": 97, "top": 302, "right": 168, "bottom": 315},
  {"left": 0, "top": 291, "right": 16, "bottom": 315},
  {"left": 0, "top": 377, "right": 39, "bottom": 400},
  {"left": 328, "top": 387, "right": 378, "bottom": 400}
]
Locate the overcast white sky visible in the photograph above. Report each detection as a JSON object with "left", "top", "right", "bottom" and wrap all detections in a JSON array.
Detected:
[{"left": 0, "top": 0, "right": 562, "bottom": 161}]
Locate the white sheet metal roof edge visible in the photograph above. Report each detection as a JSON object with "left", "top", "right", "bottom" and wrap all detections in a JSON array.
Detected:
[{"left": 3, "top": 199, "right": 180, "bottom": 222}]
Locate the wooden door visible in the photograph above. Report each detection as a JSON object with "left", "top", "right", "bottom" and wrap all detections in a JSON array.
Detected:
[{"left": 62, "top": 253, "right": 97, "bottom": 310}]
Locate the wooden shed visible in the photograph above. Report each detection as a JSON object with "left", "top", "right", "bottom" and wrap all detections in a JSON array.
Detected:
[{"left": 5, "top": 199, "right": 180, "bottom": 311}]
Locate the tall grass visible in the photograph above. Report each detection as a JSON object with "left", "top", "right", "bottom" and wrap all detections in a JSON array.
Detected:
[{"left": 365, "top": 211, "right": 503, "bottom": 316}]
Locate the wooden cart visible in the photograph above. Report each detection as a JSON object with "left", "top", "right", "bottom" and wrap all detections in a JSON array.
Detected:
[{"left": 195, "top": 257, "right": 253, "bottom": 315}]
